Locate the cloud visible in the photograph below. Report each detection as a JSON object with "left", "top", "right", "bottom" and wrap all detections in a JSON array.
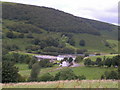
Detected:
[{"left": 1, "top": 0, "right": 119, "bottom": 24}]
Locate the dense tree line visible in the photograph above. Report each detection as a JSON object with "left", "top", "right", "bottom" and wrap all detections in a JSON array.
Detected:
[
  {"left": 5, "top": 22, "right": 43, "bottom": 34},
  {"left": 2, "top": 53, "right": 33, "bottom": 64},
  {"left": 84, "top": 55, "right": 120, "bottom": 67},
  {"left": 2, "top": 2, "right": 108, "bottom": 35}
]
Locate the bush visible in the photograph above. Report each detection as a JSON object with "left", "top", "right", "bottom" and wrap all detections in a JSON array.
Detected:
[
  {"left": 29, "top": 63, "right": 40, "bottom": 81},
  {"left": 84, "top": 58, "right": 92, "bottom": 66},
  {"left": 55, "top": 68, "right": 86, "bottom": 80},
  {"left": 55, "top": 68, "right": 77, "bottom": 80},
  {"left": 74, "top": 56, "right": 84, "bottom": 63},
  {"left": 6, "top": 31, "right": 16, "bottom": 38},
  {"left": 39, "top": 73, "right": 54, "bottom": 81},
  {"left": 28, "top": 57, "right": 37, "bottom": 69},
  {"left": 79, "top": 40, "right": 85, "bottom": 46},
  {"left": 101, "top": 71, "right": 119, "bottom": 80},
  {"left": 95, "top": 57, "right": 102, "bottom": 65},
  {"left": 2, "top": 61, "right": 20, "bottom": 83}
]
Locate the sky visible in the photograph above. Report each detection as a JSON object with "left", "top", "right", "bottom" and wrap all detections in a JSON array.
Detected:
[{"left": 1, "top": 0, "right": 119, "bottom": 25}]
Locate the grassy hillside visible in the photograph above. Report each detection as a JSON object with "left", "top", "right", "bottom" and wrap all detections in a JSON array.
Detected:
[{"left": 2, "top": 2, "right": 119, "bottom": 53}]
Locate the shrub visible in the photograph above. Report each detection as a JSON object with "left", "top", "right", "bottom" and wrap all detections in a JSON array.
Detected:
[
  {"left": 84, "top": 58, "right": 92, "bottom": 66},
  {"left": 39, "top": 73, "right": 54, "bottom": 81},
  {"left": 74, "top": 56, "right": 84, "bottom": 63},
  {"left": 6, "top": 31, "right": 16, "bottom": 38},
  {"left": 28, "top": 57, "right": 37, "bottom": 69},
  {"left": 55, "top": 68, "right": 77, "bottom": 80},
  {"left": 54, "top": 68, "right": 86, "bottom": 80},
  {"left": 29, "top": 63, "right": 40, "bottom": 81},
  {"left": 101, "top": 71, "right": 119, "bottom": 80},
  {"left": 95, "top": 57, "right": 102, "bottom": 65},
  {"left": 79, "top": 40, "right": 85, "bottom": 46}
]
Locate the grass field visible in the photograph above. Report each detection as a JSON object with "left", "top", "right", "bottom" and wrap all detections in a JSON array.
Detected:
[
  {"left": 16, "top": 63, "right": 117, "bottom": 80},
  {"left": 2, "top": 80, "right": 118, "bottom": 88}
]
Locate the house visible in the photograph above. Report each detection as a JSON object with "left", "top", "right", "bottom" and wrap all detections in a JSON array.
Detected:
[
  {"left": 57, "top": 55, "right": 76, "bottom": 61},
  {"left": 34, "top": 55, "right": 57, "bottom": 61},
  {"left": 59, "top": 61, "right": 70, "bottom": 67},
  {"left": 34, "top": 54, "right": 77, "bottom": 67}
]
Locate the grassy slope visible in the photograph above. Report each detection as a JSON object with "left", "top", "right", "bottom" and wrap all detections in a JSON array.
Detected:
[{"left": 3, "top": 19, "right": 119, "bottom": 53}]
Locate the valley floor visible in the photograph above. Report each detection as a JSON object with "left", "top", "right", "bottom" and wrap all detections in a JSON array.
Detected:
[{"left": 2, "top": 80, "right": 118, "bottom": 88}]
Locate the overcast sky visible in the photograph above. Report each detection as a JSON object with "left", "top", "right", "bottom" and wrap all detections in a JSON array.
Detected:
[{"left": 1, "top": 0, "right": 119, "bottom": 25}]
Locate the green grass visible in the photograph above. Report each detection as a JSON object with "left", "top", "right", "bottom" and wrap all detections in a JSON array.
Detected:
[
  {"left": 71, "top": 67, "right": 117, "bottom": 80},
  {"left": 2, "top": 80, "right": 118, "bottom": 88},
  {"left": 49, "top": 66, "right": 117, "bottom": 80},
  {"left": 15, "top": 64, "right": 60, "bottom": 78},
  {"left": 3, "top": 19, "right": 118, "bottom": 53},
  {"left": 16, "top": 63, "right": 117, "bottom": 80},
  {"left": 73, "top": 33, "right": 116, "bottom": 53}
]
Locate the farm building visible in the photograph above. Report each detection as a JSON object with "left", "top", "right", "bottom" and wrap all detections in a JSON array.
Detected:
[
  {"left": 57, "top": 55, "right": 76, "bottom": 61},
  {"left": 34, "top": 55, "right": 57, "bottom": 61}
]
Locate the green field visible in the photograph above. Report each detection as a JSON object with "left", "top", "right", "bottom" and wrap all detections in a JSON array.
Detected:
[
  {"left": 3, "top": 19, "right": 119, "bottom": 53},
  {"left": 2, "top": 80, "right": 118, "bottom": 88},
  {"left": 16, "top": 64, "right": 117, "bottom": 80}
]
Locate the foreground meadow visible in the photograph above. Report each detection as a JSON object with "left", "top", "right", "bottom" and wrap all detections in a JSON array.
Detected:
[
  {"left": 2, "top": 80, "right": 118, "bottom": 88},
  {"left": 16, "top": 63, "right": 117, "bottom": 80}
]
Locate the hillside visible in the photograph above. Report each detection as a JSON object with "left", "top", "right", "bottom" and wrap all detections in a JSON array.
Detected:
[{"left": 2, "top": 2, "right": 118, "bottom": 53}]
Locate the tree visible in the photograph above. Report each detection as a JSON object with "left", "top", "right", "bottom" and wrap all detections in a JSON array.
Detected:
[
  {"left": 79, "top": 40, "right": 85, "bottom": 46},
  {"left": 67, "top": 38, "right": 75, "bottom": 46},
  {"left": 95, "top": 57, "right": 102, "bottom": 65},
  {"left": 104, "top": 58, "right": 112, "bottom": 67},
  {"left": 102, "top": 71, "right": 119, "bottom": 80},
  {"left": 55, "top": 68, "right": 86, "bottom": 80},
  {"left": 6, "top": 31, "right": 16, "bottom": 38},
  {"left": 29, "top": 63, "right": 40, "bottom": 81},
  {"left": 74, "top": 56, "right": 83, "bottom": 63},
  {"left": 67, "top": 57, "right": 73, "bottom": 63},
  {"left": 112, "top": 55, "right": 120, "bottom": 67},
  {"left": 84, "top": 58, "right": 92, "bottom": 66},
  {"left": 55, "top": 68, "right": 77, "bottom": 80},
  {"left": 2, "top": 61, "right": 20, "bottom": 83},
  {"left": 28, "top": 57, "right": 37, "bottom": 69}
]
